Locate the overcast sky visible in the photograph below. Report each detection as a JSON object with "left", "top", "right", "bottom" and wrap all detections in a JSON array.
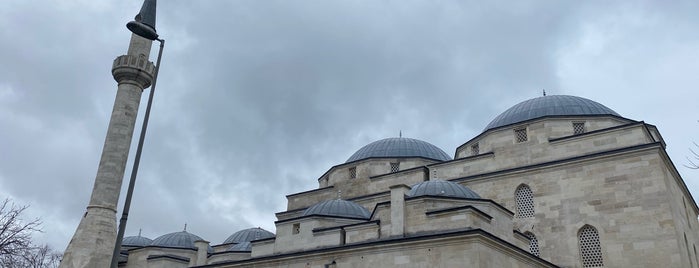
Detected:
[{"left": 1, "top": 0, "right": 697, "bottom": 251}]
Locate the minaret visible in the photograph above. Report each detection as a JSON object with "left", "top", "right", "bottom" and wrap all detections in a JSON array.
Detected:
[{"left": 60, "top": 1, "right": 157, "bottom": 267}]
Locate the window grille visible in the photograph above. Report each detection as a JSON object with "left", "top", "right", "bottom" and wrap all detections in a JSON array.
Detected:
[
  {"left": 349, "top": 167, "right": 356, "bottom": 179},
  {"left": 390, "top": 162, "right": 400, "bottom": 173},
  {"left": 515, "top": 185, "right": 534, "bottom": 218},
  {"left": 524, "top": 232, "right": 540, "bottom": 256},
  {"left": 573, "top": 122, "right": 586, "bottom": 135},
  {"left": 471, "top": 143, "right": 480, "bottom": 155},
  {"left": 579, "top": 225, "right": 604, "bottom": 267},
  {"left": 515, "top": 128, "right": 528, "bottom": 143}
]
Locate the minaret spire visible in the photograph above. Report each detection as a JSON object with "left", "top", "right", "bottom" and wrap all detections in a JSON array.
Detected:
[{"left": 59, "top": 1, "right": 157, "bottom": 267}]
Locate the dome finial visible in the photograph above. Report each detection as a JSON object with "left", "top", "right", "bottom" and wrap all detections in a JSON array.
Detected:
[
  {"left": 138, "top": 228, "right": 142, "bottom": 237},
  {"left": 399, "top": 130, "right": 402, "bottom": 138},
  {"left": 337, "top": 190, "right": 342, "bottom": 199},
  {"left": 543, "top": 89, "right": 546, "bottom": 96},
  {"left": 183, "top": 223, "right": 187, "bottom": 232}
]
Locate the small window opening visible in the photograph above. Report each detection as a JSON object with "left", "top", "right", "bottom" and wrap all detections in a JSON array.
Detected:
[
  {"left": 471, "top": 143, "right": 480, "bottom": 155},
  {"left": 292, "top": 223, "right": 300, "bottom": 234},
  {"left": 579, "top": 225, "right": 604, "bottom": 267},
  {"left": 349, "top": 167, "right": 356, "bottom": 179},
  {"left": 573, "top": 122, "right": 586, "bottom": 135},
  {"left": 524, "top": 232, "right": 540, "bottom": 257},
  {"left": 515, "top": 128, "right": 528, "bottom": 143},
  {"left": 390, "top": 162, "right": 400, "bottom": 173}
]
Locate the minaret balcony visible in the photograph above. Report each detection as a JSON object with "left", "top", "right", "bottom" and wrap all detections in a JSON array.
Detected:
[{"left": 112, "top": 54, "right": 156, "bottom": 89}]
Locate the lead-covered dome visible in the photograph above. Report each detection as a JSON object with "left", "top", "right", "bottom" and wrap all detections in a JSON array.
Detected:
[
  {"left": 227, "top": 241, "right": 252, "bottom": 252},
  {"left": 407, "top": 180, "right": 481, "bottom": 199},
  {"left": 484, "top": 95, "right": 620, "bottom": 132},
  {"left": 223, "top": 227, "right": 275, "bottom": 244},
  {"left": 122, "top": 235, "right": 153, "bottom": 247},
  {"left": 346, "top": 137, "right": 452, "bottom": 163},
  {"left": 151, "top": 231, "right": 212, "bottom": 252},
  {"left": 302, "top": 199, "right": 371, "bottom": 219}
]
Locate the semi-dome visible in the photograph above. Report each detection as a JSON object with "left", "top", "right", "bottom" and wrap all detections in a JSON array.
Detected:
[
  {"left": 302, "top": 199, "right": 371, "bottom": 219},
  {"left": 346, "top": 137, "right": 452, "bottom": 163},
  {"left": 227, "top": 241, "right": 252, "bottom": 252},
  {"left": 223, "top": 227, "right": 275, "bottom": 244},
  {"left": 150, "top": 231, "right": 212, "bottom": 252},
  {"left": 407, "top": 180, "right": 481, "bottom": 199},
  {"left": 122, "top": 235, "right": 153, "bottom": 247},
  {"left": 484, "top": 95, "right": 620, "bottom": 131}
]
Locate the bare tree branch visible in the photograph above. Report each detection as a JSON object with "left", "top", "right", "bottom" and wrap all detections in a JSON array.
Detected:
[
  {"left": 686, "top": 142, "right": 699, "bottom": 170},
  {"left": 0, "top": 198, "right": 60, "bottom": 268}
]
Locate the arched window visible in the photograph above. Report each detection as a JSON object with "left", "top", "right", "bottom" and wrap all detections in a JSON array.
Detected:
[
  {"left": 579, "top": 225, "right": 603, "bottom": 267},
  {"left": 524, "top": 231, "right": 540, "bottom": 256},
  {"left": 515, "top": 184, "right": 534, "bottom": 218}
]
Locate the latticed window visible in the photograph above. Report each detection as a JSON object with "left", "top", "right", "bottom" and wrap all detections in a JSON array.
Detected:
[
  {"left": 524, "top": 232, "right": 540, "bottom": 256},
  {"left": 349, "top": 167, "right": 357, "bottom": 179},
  {"left": 390, "top": 162, "right": 400, "bottom": 172},
  {"left": 515, "top": 128, "right": 528, "bottom": 143},
  {"left": 573, "top": 122, "right": 586, "bottom": 135},
  {"left": 515, "top": 184, "right": 534, "bottom": 218},
  {"left": 471, "top": 143, "right": 479, "bottom": 155},
  {"left": 579, "top": 225, "right": 603, "bottom": 267}
]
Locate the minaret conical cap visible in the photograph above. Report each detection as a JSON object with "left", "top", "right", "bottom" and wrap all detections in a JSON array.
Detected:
[{"left": 135, "top": 0, "right": 157, "bottom": 31}]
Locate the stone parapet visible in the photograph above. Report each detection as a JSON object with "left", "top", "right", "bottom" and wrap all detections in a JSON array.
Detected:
[{"left": 112, "top": 54, "right": 155, "bottom": 89}]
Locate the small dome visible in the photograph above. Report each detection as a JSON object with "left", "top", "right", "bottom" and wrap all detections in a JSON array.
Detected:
[
  {"left": 484, "top": 95, "right": 620, "bottom": 131},
  {"left": 407, "top": 180, "right": 481, "bottom": 199},
  {"left": 151, "top": 231, "right": 211, "bottom": 252},
  {"left": 122, "top": 235, "right": 153, "bottom": 247},
  {"left": 227, "top": 241, "right": 252, "bottom": 252},
  {"left": 302, "top": 199, "right": 371, "bottom": 219},
  {"left": 346, "top": 137, "right": 452, "bottom": 163},
  {"left": 223, "top": 227, "right": 275, "bottom": 244}
]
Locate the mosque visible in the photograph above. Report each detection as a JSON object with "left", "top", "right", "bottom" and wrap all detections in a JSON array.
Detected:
[
  {"left": 56, "top": 1, "right": 697, "bottom": 267},
  {"left": 115, "top": 94, "right": 699, "bottom": 267}
]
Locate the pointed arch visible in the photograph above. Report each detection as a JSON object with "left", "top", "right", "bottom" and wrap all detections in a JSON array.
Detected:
[
  {"left": 515, "top": 184, "right": 534, "bottom": 218},
  {"left": 523, "top": 231, "right": 540, "bottom": 256},
  {"left": 578, "top": 225, "right": 603, "bottom": 267}
]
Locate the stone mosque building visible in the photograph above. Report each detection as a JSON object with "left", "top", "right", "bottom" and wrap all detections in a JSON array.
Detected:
[{"left": 115, "top": 94, "right": 699, "bottom": 267}]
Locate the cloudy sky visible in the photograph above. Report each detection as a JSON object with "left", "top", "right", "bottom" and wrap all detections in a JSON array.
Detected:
[{"left": 1, "top": 0, "right": 697, "bottom": 251}]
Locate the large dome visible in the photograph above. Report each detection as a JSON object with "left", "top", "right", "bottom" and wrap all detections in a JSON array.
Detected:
[
  {"left": 227, "top": 241, "right": 252, "bottom": 252},
  {"left": 150, "top": 231, "right": 211, "bottom": 252},
  {"left": 302, "top": 199, "right": 371, "bottom": 219},
  {"left": 484, "top": 95, "right": 620, "bottom": 131},
  {"left": 223, "top": 227, "right": 275, "bottom": 244},
  {"left": 407, "top": 180, "right": 481, "bottom": 199},
  {"left": 346, "top": 137, "right": 452, "bottom": 163}
]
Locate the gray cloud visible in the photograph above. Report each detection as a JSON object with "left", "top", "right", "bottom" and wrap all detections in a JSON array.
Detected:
[{"left": 0, "top": 0, "right": 697, "bottom": 250}]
